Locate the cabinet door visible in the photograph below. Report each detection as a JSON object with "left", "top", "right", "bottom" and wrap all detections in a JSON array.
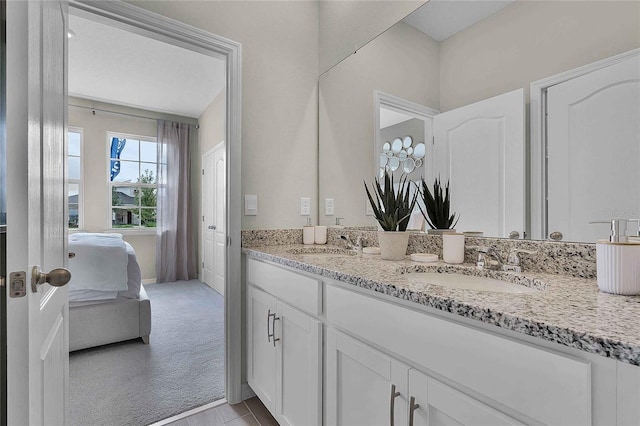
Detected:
[
  {"left": 326, "top": 328, "right": 409, "bottom": 426},
  {"left": 408, "top": 370, "right": 523, "bottom": 426},
  {"left": 247, "top": 286, "right": 278, "bottom": 412},
  {"left": 275, "top": 301, "right": 322, "bottom": 426}
]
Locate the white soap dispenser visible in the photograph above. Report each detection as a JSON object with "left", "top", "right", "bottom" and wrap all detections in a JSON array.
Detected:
[
  {"left": 595, "top": 219, "right": 640, "bottom": 295},
  {"left": 303, "top": 217, "right": 315, "bottom": 245}
]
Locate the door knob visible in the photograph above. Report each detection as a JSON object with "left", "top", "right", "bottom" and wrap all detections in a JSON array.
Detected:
[
  {"left": 31, "top": 265, "right": 71, "bottom": 293},
  {"left": 208, "top": 225, "right": 216, "bottom": 230},
  {"left": 549, "top": 231, "right": 563, "bottom": 241}
]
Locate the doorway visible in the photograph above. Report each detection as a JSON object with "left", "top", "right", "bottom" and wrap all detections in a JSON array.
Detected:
[
  {"left": 4, "top": 1, "right": 242, "bottom": 424},
  {"left": 69, "top": 3, "right": 238, "bottom": 420}
]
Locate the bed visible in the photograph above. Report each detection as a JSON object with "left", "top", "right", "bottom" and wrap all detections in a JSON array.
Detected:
[{"left": 67, "top": 233, "right": 152, "bottom": 352}]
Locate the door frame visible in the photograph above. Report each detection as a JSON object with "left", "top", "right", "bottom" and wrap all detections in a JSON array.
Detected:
[
  {"left": 530, "top": 48, "right": 640, "bottom": 240},
  {"left": 373, "top": 90, "right": 439, "bottom": 184},
  {"left": 69, "top": 0, "right": 243, "bottom": 403},
  {"left": 201, "top": 141, "right": 225, "bottom": 293}
]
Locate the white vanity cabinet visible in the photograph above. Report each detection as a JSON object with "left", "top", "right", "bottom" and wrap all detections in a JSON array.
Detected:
[
  {"left": 246, "top": 259, "right": 322, "bottom": 426},
  {"left": 245, "top": 256, "right": 640, "bottom": 426},
  {"left": 326, "top": 327, "right": 410, "bottom": 426}
]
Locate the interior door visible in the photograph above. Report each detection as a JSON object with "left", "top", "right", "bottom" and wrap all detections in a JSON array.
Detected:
[
  {"left": 202, "top": 149, "right": 215, "bottom": 287},
  {"left": 547, "top": 53, "right": 640, "bottom": 242},
  {"left": 433, "top": 89, "right": 525, "bottom": 238},
  {"left": 213, "top": 143, "right": 226, "bottom": 295},
  {"left": 202, "top": 142, "right": 225, "bottom": 295},
  {"left": 6, "top": 1, "right": 70, "bottom": 425}
]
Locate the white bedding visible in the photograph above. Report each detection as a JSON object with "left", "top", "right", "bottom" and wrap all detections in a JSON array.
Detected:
[
  {"left": 69, "top": 238, "right": 142, "bottom": 304},
  {"left": 68, "top": 233, "right": 129, "bottom": 292}
]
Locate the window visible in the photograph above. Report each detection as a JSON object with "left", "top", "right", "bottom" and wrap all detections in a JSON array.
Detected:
[
  {"left": 68, "top": 128, "right": 83, "bottom": 229},
  {"left": 108, "top": 133, "right": 158, "bottom": 229}
]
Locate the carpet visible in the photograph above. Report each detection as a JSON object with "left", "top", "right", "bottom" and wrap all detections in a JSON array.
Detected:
[{"left": 69, "top": 280, "right": 225, "bottom": 426}]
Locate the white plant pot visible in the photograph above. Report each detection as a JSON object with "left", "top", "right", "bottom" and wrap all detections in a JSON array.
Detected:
[
  {"left": 426, "top": 228, "right": 456, "bottom": 235},
  {"left": 377, "top": 231, "right": 410, "bottom": 261}
]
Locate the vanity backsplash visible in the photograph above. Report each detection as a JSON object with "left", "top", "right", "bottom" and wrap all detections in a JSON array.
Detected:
[{"left": 241, "top": 228, "right": 597, "bottom": 279}]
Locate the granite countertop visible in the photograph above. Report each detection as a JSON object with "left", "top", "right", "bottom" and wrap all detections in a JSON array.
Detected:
[{"left": 243, "top": 244, "right": 640, "bottom": 366}]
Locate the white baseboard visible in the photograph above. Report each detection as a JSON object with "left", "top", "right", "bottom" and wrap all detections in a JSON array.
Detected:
[
  {"left": 150, "top": 398, "right": 227, "bottom": 426},
  {"left": 241, "top": 383, "right": 256, "bottom": 400},
  {"left": 142, "top": 278, "right": 157, "bottom": 285}
]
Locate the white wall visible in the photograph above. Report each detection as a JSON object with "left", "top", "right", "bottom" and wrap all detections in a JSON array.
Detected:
[
  {"left": 319, "top": 0, "right": 426, "bottom": 74},
  {"left": 319, "top": 21, "right": 439, "bottom": 226},
  {"left": 68, "top": 97, "right": 198, "bottom": 281},
  {"left": 129, "top": 0, "right": 320, "bottom": 229},
  {"left": 439, "top": 0, "right": 640, "bottom": 111}
]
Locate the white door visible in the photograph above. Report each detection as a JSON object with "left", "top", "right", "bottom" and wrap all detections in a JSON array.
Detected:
[
  {"left": 6, "top": 1, "right": 70, "bottom": 425},
  {"left": 408, "top": 370, "right": 523, "bottom": 426},
  {"left": 275, "top": 300, "right": 322, "bottom": 426},
  {"left": 547, "top": 54, "right": 640, "bottom": 242},
  {"left": 247, "top": 286, "right": 278, "bottom": 413},
  {"left": 433, "top": 89, "right": 525, "bottom": 238},
  {"left": 325, "top": 327, "right": 409, "bottom": 426},
  {"left": 202, "top": 142, "right": 225, "bottom": 294}
]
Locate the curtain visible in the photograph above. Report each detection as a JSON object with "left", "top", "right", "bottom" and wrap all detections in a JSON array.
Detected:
[{"left": 156, "top": 120, "right": 196, "bottom": 282}]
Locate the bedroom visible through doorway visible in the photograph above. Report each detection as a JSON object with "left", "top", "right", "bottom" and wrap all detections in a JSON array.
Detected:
[{"left": 65, "top": 6, "right": 230, "bottom": 425}]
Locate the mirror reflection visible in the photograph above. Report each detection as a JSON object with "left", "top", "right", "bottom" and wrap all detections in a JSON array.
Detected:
[{"left": 318, "top": 0, "right": 640, "bottom": 242}]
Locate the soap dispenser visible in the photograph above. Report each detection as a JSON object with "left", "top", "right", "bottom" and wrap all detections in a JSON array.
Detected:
[
  {"left": 303, "top": 217, "right": 315, "bottom": 245},
  {"left": 595, "top": 219, "right": 640, "bottom": 295}
]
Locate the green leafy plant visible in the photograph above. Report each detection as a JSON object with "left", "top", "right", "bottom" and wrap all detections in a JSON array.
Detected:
[
  {"left": 417, "top": 177, "right": 459, "bottom": 230},
  {"left": 364, "top": 171, "right": 418, "bottom": 231}
]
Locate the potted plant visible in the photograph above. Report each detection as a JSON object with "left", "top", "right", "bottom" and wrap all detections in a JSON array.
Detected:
[
  {"left": 364, "top": 171, "right": 418, "bottom": 260},
  {"left": 417, "top": 177, "right": 459, "bottom": 234}
]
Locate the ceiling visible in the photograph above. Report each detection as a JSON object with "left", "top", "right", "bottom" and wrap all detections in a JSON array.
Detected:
[
  {"left": 380, "top": 107, "right": 414, "bottom": 129},
  {"left": 68, "top": 14, "right": 226, "bottom": 118},
  {"left": 403, "top": 0, "right": 516, "bottom": 42}
]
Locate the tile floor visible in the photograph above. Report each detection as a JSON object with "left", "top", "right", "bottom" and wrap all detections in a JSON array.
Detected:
[{"left": 169, "top": 397, "right": 278, "bottom": 426}]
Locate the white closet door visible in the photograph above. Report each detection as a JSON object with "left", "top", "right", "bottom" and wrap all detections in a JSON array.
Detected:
[
  {"left": 433, "top": 89, "right": 525, "bottom": 238},
  {"left": 547, "top": 54, "right": 640, "bottom": 242}
]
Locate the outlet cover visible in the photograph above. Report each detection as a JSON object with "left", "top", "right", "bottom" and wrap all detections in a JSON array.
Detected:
[
  {"left": 325, "top": 198, "right": 334, "bottom": 216},
  {"left": 301, "top": 197, "right": 311, "bottom": 216},
  {"left": 244, "top": 194, "right": 257, "bottom": 216}
]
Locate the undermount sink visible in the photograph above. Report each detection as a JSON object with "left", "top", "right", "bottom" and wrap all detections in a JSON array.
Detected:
[
  {"left": 404, "top": 272, "right": 540, "bottom": 294},
  {"left": 287, "top": 246, "right": 357, "bottom": 256}
]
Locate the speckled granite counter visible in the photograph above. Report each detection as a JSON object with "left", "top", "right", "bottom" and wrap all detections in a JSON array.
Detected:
[{"left": 242, "top": 244, "right": 640, "bottom": 366}]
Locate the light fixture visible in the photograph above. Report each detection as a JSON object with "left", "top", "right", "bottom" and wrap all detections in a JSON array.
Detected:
[{"left": 67, "top": 29, "right": 76, "bottom": 39}]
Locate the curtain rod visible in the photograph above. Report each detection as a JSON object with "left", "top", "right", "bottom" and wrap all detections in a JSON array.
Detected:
[{"left": 69, "top": 104, "right": 200, "bottom": 129}]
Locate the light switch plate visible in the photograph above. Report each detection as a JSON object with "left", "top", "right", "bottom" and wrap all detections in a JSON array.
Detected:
[
  {"left": 301, "top": 197, "right": 311, "bottom": 216},
  {"left": 325, "top": 198, "right": 334, "bottom": 216},
  {"left": 244, "top": 194, "right": 257, "bottom": 216}
]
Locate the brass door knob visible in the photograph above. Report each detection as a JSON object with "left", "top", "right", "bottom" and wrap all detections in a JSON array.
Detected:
[{"left": 31, "top": 265, "right": 71, "bottom": 293}]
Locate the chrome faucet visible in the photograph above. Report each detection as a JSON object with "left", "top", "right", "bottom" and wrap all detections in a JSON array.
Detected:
[
  {"left": 340, "top": 235, "right": 365, "bottom": 253},
  {"left": 476, "top": 246, "right": 504, "bottom": 270},
  {"left": 477, "top": 246, "right": 536, "bottom": 272}
]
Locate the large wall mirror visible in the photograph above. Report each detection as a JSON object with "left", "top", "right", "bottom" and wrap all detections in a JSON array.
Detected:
[{"left": 318, "top": 0, "right": 640, "bottom": 243}]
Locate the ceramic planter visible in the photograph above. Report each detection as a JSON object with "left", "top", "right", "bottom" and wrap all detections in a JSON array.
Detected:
[{"left": 377, "top": 231, "right": 410, "bottom": 260}]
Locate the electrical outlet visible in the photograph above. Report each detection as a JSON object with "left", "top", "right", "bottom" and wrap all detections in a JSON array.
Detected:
[
  {"left": 325, "top": 198, "right": 334, "bottom": 215},
  {"left": 301, "top": 197, "right": 311, "bottom": 216}
]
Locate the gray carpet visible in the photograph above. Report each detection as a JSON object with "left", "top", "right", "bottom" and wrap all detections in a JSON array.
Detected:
[{"left": 70, "top": 280, "right": 225, "bottom": 426}]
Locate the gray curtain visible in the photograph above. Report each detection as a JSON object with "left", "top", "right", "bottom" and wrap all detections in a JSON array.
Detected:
[{"left": 156, "top": 120, "right": 196, "bottom": 282}]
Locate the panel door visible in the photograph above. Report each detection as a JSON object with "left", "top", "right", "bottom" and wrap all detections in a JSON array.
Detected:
[
  {"left": 247, "top": 286, "right": 278, "bottom": 413},
  {"left": 547, "top": 53, "right": 640, "bottom": 242},
  {"left": 433, "top": 89, "right": 525, "bottom": 237},
  {"left": 6, "top": 1, "right": 70, "bottom": 424},
  {"left": 275, "top": 300, "right": 322, "bottom": 426},
  {"left": 325, "top": 327, "right": 409, "bottom": 426},
  {"left": 408, "top": 370, "right": 524, "bottom": 426},
  {"left": 202, "top": 149, "right": 215, "bottom": 287},
  {"left": 213, "top": 142, "right": 226, "bottom": 295}
]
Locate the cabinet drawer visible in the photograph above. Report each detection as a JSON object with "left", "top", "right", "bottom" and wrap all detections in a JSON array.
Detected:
[
  {"left": 326, "top": 284, "right": 591, "bottom": 425},
  {"left": 247, "top": 258, "right": 321, "bottom": 316}
]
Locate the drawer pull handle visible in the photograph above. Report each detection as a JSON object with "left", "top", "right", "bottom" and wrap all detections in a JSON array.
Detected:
[
  {"left": 272, "top": 316, "right": 280, "bottom": 347},
  {"left": 409, "top": 396, "right": 420, "bottom": 426},
  {"left": 267, "top": 310, "right": 275, "bottom": 342},
  {"left": 390, "top": 384, "right": 400, "bottom": 426}
]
